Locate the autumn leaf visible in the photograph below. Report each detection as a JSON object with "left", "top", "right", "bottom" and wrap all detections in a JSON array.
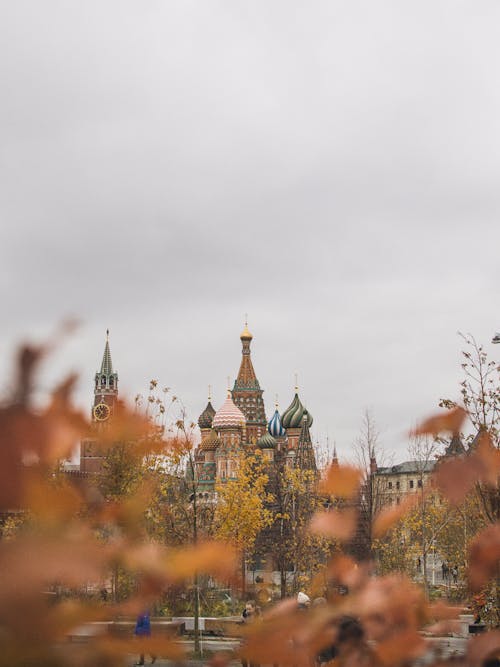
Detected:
[
  {"left": 166, "top": 541, "right": 238, "bottom": 582},
  {"left": 412, "top": 406, "right": 467, "bottom": 437},
  {"left": 434, "top": 430, "right": 500, "bottom": 504},
  {"left": 372, "top": 494, "right": 418, "bottom": 538},
  {"left": 327, "top": 554, "right": 368, "bottom": 591},
  {"left": 309, "top": 509, "right": 357, "bottom": 541},
  {"left": 25, "top": 474, "right": 84, "bottom": 523},
  {"left": 433, "top": 456, "right": 479, "bottom": 505},
  {"left": 320, "top": 463, "right": 362, "bottom": 498},
  {"left": 427, "top": 601, "right": 461, "bottom": 621},
  {"left": 466, "top": 630, "right": 500, "bottom": 667},
  {"left": 468, "top": 523, "right": 500, "bottom": 591},
  {"left": 475, "top": 430, "right": 500, "bottom": 485},
  {"left": 96, "top": 399, "right": 155, "bottom": 447},
  {"left": 375, "top": 629, "right": 426, "bottom": 665}
]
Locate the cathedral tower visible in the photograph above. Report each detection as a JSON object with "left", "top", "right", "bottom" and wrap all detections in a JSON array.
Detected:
[
  {"left": 213, "top": 390, "right": 246, "bottom": 482},
  {"left": 281, "top": 388, "right": 313, "bottom": 454},
  {"left": 295, "top": 414, "right": 317, "bottom": 472},
  {"left": 231, "top": 322, "right": 267, "bottom": 444}
]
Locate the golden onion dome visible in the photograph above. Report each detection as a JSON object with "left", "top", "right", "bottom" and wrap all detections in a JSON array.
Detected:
[{"left": 240, "top": 324, "right": 253, "bottom": 340}]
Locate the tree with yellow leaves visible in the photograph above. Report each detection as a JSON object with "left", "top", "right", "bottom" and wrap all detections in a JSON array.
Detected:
[{"left": 214, "top": 450, "right": 273, "bottom": 593}]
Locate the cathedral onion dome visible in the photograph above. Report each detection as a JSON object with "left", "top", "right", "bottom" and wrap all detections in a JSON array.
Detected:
[
  {"left": 200, "top": 429, "right": 221, "bottom": 451},
  {"left": 268, "top": 409, "right": 286, "bottom": 437},
  {"left": 257, "top": 433, "right": 277, "bottom": 449},
  {"left": 281, "top": 393, "right": 313, "bottom": 429},
  {"left": 198, "top": 400, "right": 216, "bottom": 429},
  {"left": 240, "top": 324, "right": 253, "bottom": 341},
  {"left": 212, "top": 391, "right": 246, "bottom": 429}
]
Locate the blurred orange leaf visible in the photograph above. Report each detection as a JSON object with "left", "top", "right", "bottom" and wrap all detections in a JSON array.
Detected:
[
  {"left": 375, "top": 629, "right": 426, "bottom": 665},
  {"left": 166, "top": 541, "right": 238, "bottom": 582},
  {"left": 25, "top": 475, "right": 83, "bottom": 523},
  {"left": 466, "top": 629, "right": 500, "bottom": 667},
  {"left": 372, "top": 494, "right": 418, "bottom": 538},
  {"left": 327, "top": 554, "right": 368, "bottom": 591},
  {"left": 475, "top": 431, "right": 500, "bottom": 485},
  {"left": 412, "top": 406, "right": 467, "bottom": 437},
  {"left": 427, "top": 601, "right": 461, "bottom": 621},
  {"left": 433, "top": 456, "right": 478, "bottom": 505},
  {"left": 310, "top": 509, "right": 357, "bottom": 541},
  {"left": 468, "top": 523, "right": 500, "bottom": 591},
  {"left": 320, "top": 464, "right": 362, "bottom": 498},
  {"left": 434, "top": 431, "right": 500, "bottom": 504}
]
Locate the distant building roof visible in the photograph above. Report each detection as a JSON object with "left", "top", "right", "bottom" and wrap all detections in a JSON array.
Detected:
[
  {"left": 444, "top": 434, "right": 466, "bottom": 457},
  {"left": 375, "top": 460, "right": 436, "bottom": 475}
]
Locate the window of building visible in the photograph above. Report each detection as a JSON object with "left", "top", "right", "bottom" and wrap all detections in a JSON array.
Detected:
[
  {"left": 396, "top": 497, "right": 400, "bottom": 505},
  {"left": 396, "top": 481, "right": 400, "bottom": 490},
  {"left": 409, "top": 480, "right": 414, "bottom": 489},
  {"left": 388, "top": 481, "right": 393, "bottom": 489}
]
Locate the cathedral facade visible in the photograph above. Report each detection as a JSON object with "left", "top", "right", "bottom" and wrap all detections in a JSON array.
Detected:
[{"left": 194, "top": 323, "right": 317, "bottom": 491}]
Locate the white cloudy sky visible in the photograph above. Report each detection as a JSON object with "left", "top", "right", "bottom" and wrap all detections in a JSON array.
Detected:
[{"left": 1, "top": 1, "right": 499, "bottom": 461}]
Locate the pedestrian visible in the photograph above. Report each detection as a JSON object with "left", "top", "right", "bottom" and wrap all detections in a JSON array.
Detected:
[
  {"left": 297, "top": 591, "right": 311, "bottom": 610},
  {"left": 134, "top": 611, "right": 156, "bottom": 665},
  {"left": 240, "top": 600, "right": 259, "bottom": 667},
  {"left": 451, "top": 566, "right": 458, "bottom": 584},
  {"left": 441, "top": 562, "right": 448, "bottom": 582}
]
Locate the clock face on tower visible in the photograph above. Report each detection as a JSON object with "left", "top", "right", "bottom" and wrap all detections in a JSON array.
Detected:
[{"left": 93, "top": 402, "right": 111, "bottom": 422}]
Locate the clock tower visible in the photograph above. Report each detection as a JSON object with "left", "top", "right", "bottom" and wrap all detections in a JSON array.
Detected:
[
  {"left": 80, "top": 330, "right": 119, "bottom": 473},
  {"left": 92, "top": 329, "right": 118, "bottom": 422}
]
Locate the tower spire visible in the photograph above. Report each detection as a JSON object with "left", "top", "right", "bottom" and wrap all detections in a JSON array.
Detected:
[
  {"left": 90, "top": 331, "right": 119, "bottom": 426},
  {"left": 232, "top": 322, "right": 266, "bottom": 443},
  {"left": 295, "top": 413, "right": 317, "bottom": 471},
  {"left": 100, "top": 330, "right": 113, "bottom": 376}
]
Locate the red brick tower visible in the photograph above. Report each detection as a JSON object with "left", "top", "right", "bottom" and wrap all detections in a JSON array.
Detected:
[{"left": 80, "top": 330, "right": 118, "bottom": 474}]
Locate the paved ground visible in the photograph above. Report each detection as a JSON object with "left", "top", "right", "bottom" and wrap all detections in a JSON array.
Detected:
[{"left": 124, "top": 635, "right": 469, "bottom": 666}]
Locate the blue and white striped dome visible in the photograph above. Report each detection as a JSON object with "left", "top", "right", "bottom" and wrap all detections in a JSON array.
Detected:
[{"left": 268, "top": 409, "right": 286, "bottom": 437}]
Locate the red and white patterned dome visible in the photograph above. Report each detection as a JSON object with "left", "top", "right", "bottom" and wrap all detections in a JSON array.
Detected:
[{"left": 212, "top": 391, "right": 246, "bottom": 429}]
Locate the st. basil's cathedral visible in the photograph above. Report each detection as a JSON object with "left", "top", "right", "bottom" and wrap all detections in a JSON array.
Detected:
[{"left": 194, "top": 322, "right": 317, "bottom": 493}]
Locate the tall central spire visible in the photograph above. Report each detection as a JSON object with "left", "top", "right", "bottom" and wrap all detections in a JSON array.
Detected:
[
  {"left": 235, "top": 322, "right": 258, "bottom": 388},
  {"left": 231, "top": 320, "right": 267, "bottom": 444}
]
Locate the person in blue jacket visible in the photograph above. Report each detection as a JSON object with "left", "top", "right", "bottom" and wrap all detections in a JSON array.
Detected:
[{"left": 134, "top": 611, "right": 156, "bottom": 665}]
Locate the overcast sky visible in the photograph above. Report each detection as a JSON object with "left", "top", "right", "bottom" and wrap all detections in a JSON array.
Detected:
[{"left": 1, "top": 1, "right": 500, "bottom": 461}]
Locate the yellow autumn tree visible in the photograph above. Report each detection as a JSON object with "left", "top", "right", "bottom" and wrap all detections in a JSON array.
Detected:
[{"left": 214, "top": 449, "right": 273, "bottom": 553}]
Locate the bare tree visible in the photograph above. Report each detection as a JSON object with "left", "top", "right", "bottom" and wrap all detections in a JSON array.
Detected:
[
  {"left": 407, "top": 433, "right": 442, "bottom": 596},
  {"left": 440, "top": 334, "right": 500, "bottom": 523},
  {"left": 351, "top": 410, "right": 390, "bottom": 559}
]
